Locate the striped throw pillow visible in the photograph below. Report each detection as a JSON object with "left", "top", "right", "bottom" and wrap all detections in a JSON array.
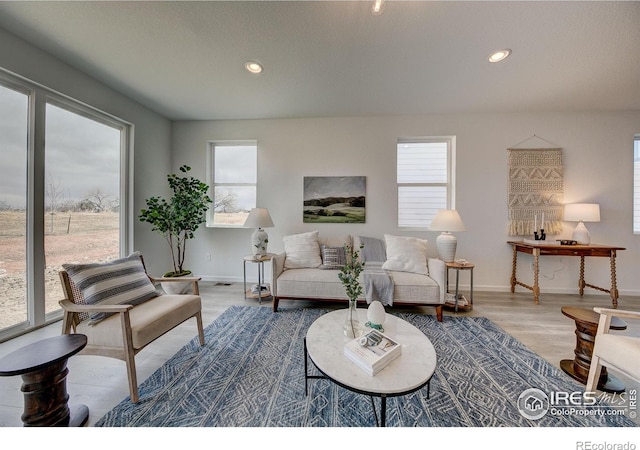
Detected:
[
  {"left": 63, "top": 252, "right": 158, "bottom": 324},
  {"left": 320, "top": 245, "right": 347, "bottom": 270}
]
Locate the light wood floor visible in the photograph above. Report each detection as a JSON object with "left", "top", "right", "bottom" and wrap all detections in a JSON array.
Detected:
[{"left": 0, "top": 282, "right": 638, "bottom": 427}]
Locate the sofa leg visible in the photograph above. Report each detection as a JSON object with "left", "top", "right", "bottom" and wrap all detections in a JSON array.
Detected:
[
  {"left": 272, "top": 297, "right": 279, "bottom": 312},
  {"left": 435, "top": 305, "right": 443, "bottom": 322}
]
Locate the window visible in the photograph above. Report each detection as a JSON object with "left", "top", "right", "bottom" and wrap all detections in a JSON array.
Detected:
[
  {"left": 634, "top": 135, "right": 640, "bottom": 233},
  {"left": 208, "top": 141, "right": 257, "bottom": 227},
  {"left": 397, "top": 137, "right": 455, "bottom": 228},
  {"left": 0, "top": 67, "right": 131, "bottom": 341}
]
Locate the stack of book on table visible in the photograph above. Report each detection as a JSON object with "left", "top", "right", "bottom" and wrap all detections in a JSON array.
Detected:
[
  {"left": 445, "top": 292, "right": 468, "bottom": 306},
  {"left": 343, "top": 329, "right": 402, "bottom": 376}
]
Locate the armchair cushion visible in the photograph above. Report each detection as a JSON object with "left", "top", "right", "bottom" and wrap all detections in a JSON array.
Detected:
[
  {"left": 75, "top": 294, "right": 202, "bottom": 349},
  {"left": 63, "top": 252, "right": 158, "bottom": 325}
]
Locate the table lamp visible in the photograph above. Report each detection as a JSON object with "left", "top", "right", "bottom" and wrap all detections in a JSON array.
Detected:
[
  {"left": 244, "top": 208, "right": 274, "bottom": 257},
  {"left": 429, "top": 209, "right": 466, "bottom": 262},
  {"left": 563, "top": 203, "right": 600, "bottom": 244}
]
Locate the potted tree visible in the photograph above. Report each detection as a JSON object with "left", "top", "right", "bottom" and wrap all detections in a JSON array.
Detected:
[{"left": 139, "top": 165, "right": 212, "bottom": 293}]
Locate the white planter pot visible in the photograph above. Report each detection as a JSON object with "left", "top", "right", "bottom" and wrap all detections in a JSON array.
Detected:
[{"left": 161, "top": 280, "right": 192, "bottom": 295}]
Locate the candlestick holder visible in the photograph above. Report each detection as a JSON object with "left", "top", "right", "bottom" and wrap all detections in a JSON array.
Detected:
[{"left": 534, "top": 229, "right": 546, "bottom": 241}]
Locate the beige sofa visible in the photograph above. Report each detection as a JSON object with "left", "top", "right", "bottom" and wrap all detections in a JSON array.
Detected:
[{"left": 269, "top": 232, "right": 446, "bottom": 321}]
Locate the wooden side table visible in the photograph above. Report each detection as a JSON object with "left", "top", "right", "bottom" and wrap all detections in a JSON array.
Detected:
[
  {"left": 243, "top": 253, "right": 275, "bottom": 304},
  {"left": 560, "top": 306, "right": 627, "bottom": 393},
  {"left": 0, "top": 334, "right": 89, "bottom": 426},
  {"left": 444, "top": 261, "right": 474, "bottom": 312}
]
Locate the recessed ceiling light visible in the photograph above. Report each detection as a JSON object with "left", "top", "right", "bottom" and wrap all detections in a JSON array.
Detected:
[
  {"left": 245, "top": 61, "right": 263, "bottom": 74},
  {"left": 371, "top": 0, "right": 385, "bottom": 15},
  {"left": 488, "top": 49, "right": 511, "bottom": 63}
]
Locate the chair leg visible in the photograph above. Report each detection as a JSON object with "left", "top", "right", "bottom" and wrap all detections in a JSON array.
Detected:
[
  {"left": 119, "top": 312, "right": 139, "bottom": 403},
  {"left": 585, "top": 355, "right": 603, "bottom": 393},
  {"left": 196, "top": 311, "right": 205, "bottom": 346},
  {"left": 123, "top": 350, "right": 139, "bottom": 403}
]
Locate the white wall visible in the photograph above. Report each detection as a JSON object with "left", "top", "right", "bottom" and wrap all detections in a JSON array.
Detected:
[
  {"left": 173, "top": 112, "right": 640, "bottom": 301},
  {"left": 0, "top": 27, "right": 173, "bottom": 275}
]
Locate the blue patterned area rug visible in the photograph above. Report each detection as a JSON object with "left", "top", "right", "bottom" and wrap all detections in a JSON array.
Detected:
[{"left": 95, "top": 306, "right": 635, "bottom": 427}]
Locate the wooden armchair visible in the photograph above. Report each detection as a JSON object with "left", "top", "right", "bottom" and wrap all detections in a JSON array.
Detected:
[
  {"left": 58, "top": 255, "right": 205, "bottom": 403},
  {"left": 585, "top": 307, "right": 640, "bottom": 394}
]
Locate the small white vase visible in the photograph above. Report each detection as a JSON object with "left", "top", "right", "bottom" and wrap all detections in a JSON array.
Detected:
[{"left": 161, "top": 280, "right": 191, "bottom": 295}]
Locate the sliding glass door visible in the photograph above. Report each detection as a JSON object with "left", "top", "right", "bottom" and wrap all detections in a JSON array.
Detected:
[
  {"left": 43, "top": 103, "right": 122, "bottom": 316},
  {"left": 0, "top": 84, "right": 29, "bottom": 331},
  {"left": 0, "top": 69, "right": 131, "bottom": 341}
]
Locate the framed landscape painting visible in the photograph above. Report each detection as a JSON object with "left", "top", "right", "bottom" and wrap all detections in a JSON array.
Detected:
[{"left": 303, "top": 176, "right": 366, "bottom": 223}]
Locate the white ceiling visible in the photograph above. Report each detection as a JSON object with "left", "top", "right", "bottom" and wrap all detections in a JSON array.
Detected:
[{"left": 0, "top": 1, "right": 638, "bottom": 121}]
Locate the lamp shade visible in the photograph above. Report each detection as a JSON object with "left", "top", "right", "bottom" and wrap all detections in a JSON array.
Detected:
[
  {"left": 429, "top": 209, "right": 466, "bottom": 232},
  {"left": 563, "top": 203, "right": 600, "bottom": 223},
  {"left": 563, "top": 203, "right": 600, "bottom": 245},
  {"left": 243, "top": 208, "right": 274, "bottom": 229}
]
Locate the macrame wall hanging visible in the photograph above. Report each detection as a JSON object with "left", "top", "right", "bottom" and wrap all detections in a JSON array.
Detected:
[{"left": 507, "top": 136, "right": 564, "bottom": 237}]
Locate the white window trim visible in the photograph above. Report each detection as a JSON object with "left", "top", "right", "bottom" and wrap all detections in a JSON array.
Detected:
[
  {"left": 633, "top": 134, "right": 640, "bottom": 234},
  {"left": 0, "top": 66, "right": 133, "bottom": 341},
  {"left": 397, "top": 136, "right": 456, "bottom": 230},
  {"left": 206, "top": 140, "right": 258, "bottom": 228}
]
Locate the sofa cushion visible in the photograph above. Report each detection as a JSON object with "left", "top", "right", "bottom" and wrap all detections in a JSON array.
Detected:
[
  {"left": 320, "top": 245, "right": 347, "bottom": 270},
  {"left": 63, "top": 252, "right": 158, "bottom": 324},
  {"left": 388, "top": 270, "right": 440, "bottom": 304},
  {"left": 277, "top": 268, "right": 358, "bottom": 300},
  {"left": 283, "top": 230, "right": 322, "bottom": 269},
  {"left": 381, "top": 234, "right": 429, "bottom": 275}
]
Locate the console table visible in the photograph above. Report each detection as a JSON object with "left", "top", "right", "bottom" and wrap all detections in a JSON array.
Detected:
[{"left": 507, "top": 241, "right": 625, "bottom": 307}]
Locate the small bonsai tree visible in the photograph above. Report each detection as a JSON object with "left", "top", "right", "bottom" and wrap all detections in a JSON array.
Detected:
[{"left": 139, "top": 165, "right": 212, "bottom": 277}]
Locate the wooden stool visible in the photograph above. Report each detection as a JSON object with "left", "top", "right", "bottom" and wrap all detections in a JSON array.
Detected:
[{"left": 0, "top": 334, "right": 88, "bottom": 426}]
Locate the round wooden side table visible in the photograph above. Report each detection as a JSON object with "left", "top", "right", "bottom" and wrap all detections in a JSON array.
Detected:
[
  {"left": 0, "top": 334, "right": 89, "bottom": 426},
  {"left": 243, "top": 253, "right": 275, "bottom": 304},
  {"left": 444, "top": 261, "right": 474, "bottom": 312},
  {"left": 560, "top": 306, "right": 627, "bottom": 393}
]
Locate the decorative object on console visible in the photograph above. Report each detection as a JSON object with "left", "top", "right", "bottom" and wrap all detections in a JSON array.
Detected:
[
  {"left": 338, "top": 244, "right": 365, "bottom": 338},
  {"left": 429, "top": 209, "right": 466, "bottom": 263},
  {"left": 563, "top": 203, "right": 600, "bottom": 245},
  {"left": 244, "top": 207, "right": 274, "bottom": 257},
  {"left": 507, "top": 144, "right": 564, "bottom": 237},
  {"left": 366, "top": 300, "right": 386, "bottom": 332}
]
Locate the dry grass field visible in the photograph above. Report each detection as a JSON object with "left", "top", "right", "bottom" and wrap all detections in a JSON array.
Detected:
[{"left": 0, "top": 211, "right": 119, "bottom": 329}]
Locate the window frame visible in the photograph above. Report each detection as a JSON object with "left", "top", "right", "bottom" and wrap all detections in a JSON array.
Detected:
[
  {"left": 0, "top": 66, "right": 133, "bottom": 342},
  {"left": 396, "top": 136, "right": 456, "bottom": 230},
  {"left": 633, "top": 135, "right": 640, "bottom": 234},
  {"left": 206, "top": 140, "right": 258, "bottom": 228}
]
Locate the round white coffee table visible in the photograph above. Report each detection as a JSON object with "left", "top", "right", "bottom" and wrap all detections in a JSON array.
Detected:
[{"left": 304, "top": 309, "right": 437, "bottom": 427}]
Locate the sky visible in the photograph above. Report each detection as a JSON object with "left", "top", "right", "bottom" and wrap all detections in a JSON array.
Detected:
[
  {"left": 0, "top": 85, "right": 120, "bottom": 209},
  {"left": 303, "top": 176, "right": 366, "bottom": 201}
]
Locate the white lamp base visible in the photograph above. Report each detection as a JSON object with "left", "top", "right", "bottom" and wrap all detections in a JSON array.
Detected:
[
  {"left": 572, "top": 221, "right": 591, "bottom": 245},
  {"left": 251, "top": 228, "right": 268, "bottom": 257},
  {"left": 436, "top": 232, "right": 457, "bottom": 262}
]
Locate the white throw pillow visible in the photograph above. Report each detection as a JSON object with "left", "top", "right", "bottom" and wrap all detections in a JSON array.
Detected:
[
  {"left": 381, "top": 234, "right": 429, "bottom": 275},
  {"left": 283, "top": 231, "right": 322, "bottom": 269}
]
